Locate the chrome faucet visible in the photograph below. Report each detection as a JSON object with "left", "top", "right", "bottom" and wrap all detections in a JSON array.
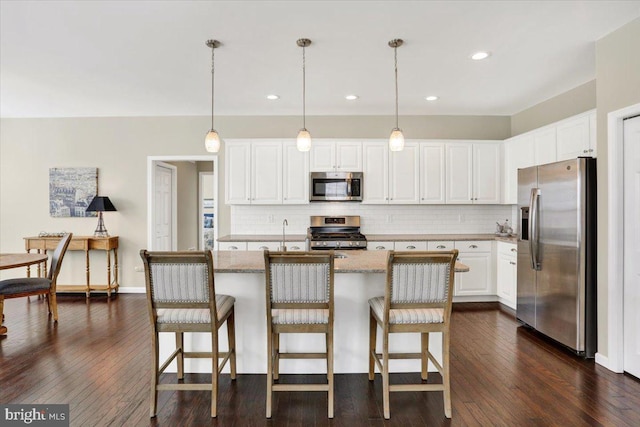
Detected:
[{"left": 280, "top": 219, "right": 288, "bottom": 251}]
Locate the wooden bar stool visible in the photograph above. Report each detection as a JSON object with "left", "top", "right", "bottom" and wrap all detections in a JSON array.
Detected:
[
  {"left": 263, "top": 250, "right": 335, "bottom": 419},
  {"left": 368, "top": 250, "right": 458, "bottom": 419}
]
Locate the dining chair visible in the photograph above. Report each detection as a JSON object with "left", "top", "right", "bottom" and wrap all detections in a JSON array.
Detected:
[
  {"left": 263, "top": 250, "right": 335, "bottom": 418},
  {"left": 0, "top": 233, "right": 72, "bottom": 325},
  {"left": 140, "top": 250, "right": 236, "bottom": 418},
  {"left": 368, "top": 250, "right": 458, "bottom": 419}
]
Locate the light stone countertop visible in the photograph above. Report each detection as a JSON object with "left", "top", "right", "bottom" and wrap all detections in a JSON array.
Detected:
[
  {"left": 218, "top": 233, "right": 517, "bottom": 244},
  {"left": 212, "top": 250, "right": 469, "bottom": 274}
]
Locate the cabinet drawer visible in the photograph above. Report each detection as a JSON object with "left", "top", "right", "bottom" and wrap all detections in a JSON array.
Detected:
[
  {"left": 367, "top": 241, "right": 393, "bottom": 251},
  {"left": 394, "top": 241, "right": 428, "bottom": 251},
  {"left": 454, "top": 240, "right": 492, "bottom": 252},
  {"left": 428, "top": 241, "right": 454, "bottom": 251},
  {"left": 288, "top": 242, "right": 305, "bottom": 251},
  {"left": 247, "top": 241, "right": 281, "bottom": 251},
  {"left": 219, "top": 242, "right": 248, "bottom": 251},
  {"left": 497, "top": 242, "right": 517, "bottom": 257}
]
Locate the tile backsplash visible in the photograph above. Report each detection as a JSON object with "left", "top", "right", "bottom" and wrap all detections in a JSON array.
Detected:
[{"left": 230, "top": 204, "right": 517, "bottom": 235}]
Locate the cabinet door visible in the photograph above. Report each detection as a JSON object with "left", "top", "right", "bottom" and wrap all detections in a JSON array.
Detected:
[
  {"left": 389, "top": 142, "right": 420, "bottom": 204},
  {"left": 446, "top": 143, "right": 473, "bottom": 204},
  {"left": 336, "top": 141, "right": 362, "bottom": 171},
  {"left": 251, "top": 141, "right": 282, "bottom": 204},
  {"left": 219, "top": 242, "right": 248, "bottom": 251},
  {"left": 420, "top": 143, "right": 446, "bottom": 204},
  {"left": 504, "top": 134, "right": 535, "bottom": 204},
  {"left": 225, "top": 141, "right": 252, "bottom": 204},
  {"left": 473, "top": 143, "right": 501, "bottom": 204},
  {"left": 362, "top": 141, "right": 389, "bottom": 204},
  {"left": 589, "top": 111, "right": 597, "bottom": 157},
  {"left": 367, "top": 241, "right": 393, "bottom": 250},
  {"left": 454, "top": 252, "right": 493, "bottom": 296},
  {"left": 247, "top": 241, "right": 281, "bottom": 251},
  {"left": 394, "top": 241, "right": 428, "bottom": 251},
  {"left": 534, "top": 128, "right": 556, "bottom": 166},
  {"left": 310, "top": 141, "right": 336, "bottom": 171},
  {"left": 283, "top": 140, "right": 310, "bottom": 204},
  {"left": 556, "top": 115, "right": 590, "bottom": 161},
  {"left": 497, "top": 252, "right": 517, "bottom": 308}
]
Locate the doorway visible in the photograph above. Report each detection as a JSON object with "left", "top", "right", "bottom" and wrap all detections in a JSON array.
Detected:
[
  {"left": 147, "top": 155, "right": 218, "bottom": 251},
  {"left": 605, "top": 102, "right": 640, "bottom": 374}
]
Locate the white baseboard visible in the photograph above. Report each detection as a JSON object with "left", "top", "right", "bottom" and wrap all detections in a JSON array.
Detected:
[
  {"left": 595, "top": 352, "right": 622, "bottom": 373},
  {"left": 117, "top": 286, "right": 146, "bottom": 294}
]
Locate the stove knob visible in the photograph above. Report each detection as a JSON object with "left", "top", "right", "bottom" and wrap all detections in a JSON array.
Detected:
[
  {"left": 349, "top": 242, "right": 353, "bottom": 246},
  {"left": 337, "top": 242, "right": 341, "bottom": 247},
  {"left": 323, "top": 242, "right": 327, "bottom": 246}
]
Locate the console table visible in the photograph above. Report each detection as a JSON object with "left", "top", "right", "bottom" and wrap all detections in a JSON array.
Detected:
[{"left": 24, "top": 236, "right": 119, "bottom": 297}]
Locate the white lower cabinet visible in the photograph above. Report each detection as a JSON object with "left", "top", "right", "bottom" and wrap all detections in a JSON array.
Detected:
[
  {"left": 453, "top": 241, "right": 494, "bottom": 297},
  {"left": 367, "top": 241, "right": 393, "bottom": 250},
  {"left": 287, "top": 242, "right": 305, "bottom": 251},
  {"left": 219, "top": 242, "right": 248, "bottom": 251},
  {"left": 247, "top": 241, "right": 281, "bottom": 251},
  {"left": 394, "top": 241, "right": 428, "bottom": 251},
  {"left": 428, "top": 241, "right": 454, "bottom": 251},
  {"left": 496, "top": 242, "right": 517, "bottom": 309}
]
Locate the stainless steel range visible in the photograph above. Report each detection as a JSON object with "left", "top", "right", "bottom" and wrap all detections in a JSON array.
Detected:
[{"left": 308, "top": 215, "right": 367, "bottom": 250}]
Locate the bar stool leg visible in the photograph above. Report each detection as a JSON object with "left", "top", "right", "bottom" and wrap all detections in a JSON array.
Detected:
[{"left": 421, "top": 332, "right": 429, "bottom": 380}]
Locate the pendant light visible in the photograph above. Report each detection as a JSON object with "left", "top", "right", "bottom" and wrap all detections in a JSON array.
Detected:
[
  {"left": 296, "top": 38, "right": 312, "bottom": 152},
  {"left": 388, "top": 39, "right": 405, "bottom": 152},
  {"left": 205, "top": 39, "right": 221, "bottom": 153}
]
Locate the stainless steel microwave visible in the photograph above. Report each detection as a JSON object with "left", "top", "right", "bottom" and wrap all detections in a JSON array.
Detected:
[{"left": 310, "top": 172, "right": 363, "bottom": 202}]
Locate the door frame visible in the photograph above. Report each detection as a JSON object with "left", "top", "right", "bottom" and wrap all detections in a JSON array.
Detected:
[
  {"left": 603, "top": 102, "right": 640, "bottom": 372},
  {"left": 147, "top": 155, "right": 219, "bottom": 251}
]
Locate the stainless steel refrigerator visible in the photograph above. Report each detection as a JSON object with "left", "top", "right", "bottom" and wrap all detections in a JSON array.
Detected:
[{"left": 517, "top": 158, "right": 597, "bottom": 357}]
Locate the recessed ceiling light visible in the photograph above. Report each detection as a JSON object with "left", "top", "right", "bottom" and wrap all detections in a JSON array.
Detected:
[
  {"left": 266, "top": 94, "right": 280, "bottom": 100},
  {"left": 470, "top": 51, "right": 491, "bottom": 60},
  {"left": 425, "top": 95, "right": 439, "bottom": 101},
  {"left": 345, "top": 95, "right": 359, "bottom": 100}
]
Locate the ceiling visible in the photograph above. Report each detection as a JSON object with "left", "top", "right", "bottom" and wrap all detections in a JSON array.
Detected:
[{"left": 1, "top": 1, "right": 639, "bottom": 118}]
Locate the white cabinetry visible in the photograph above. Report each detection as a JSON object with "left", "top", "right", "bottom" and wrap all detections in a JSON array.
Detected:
[
  {"left": 362, "top": 141, "right": 389, "bottom": 203},
  {"left": 504, "top": 134, "right": 535, "bottom": 205},
  {"left": 283, "top": 141, "right": 310, "bottom": 204},
  {"left": 446, "top": 142, "right": 501, "bottom": 204},
  {"left": 428, "top": 241, "right": 454, "bottom": 250},
  {"left": 496, "top": 241, "right": 517, "bottom": 309},
  {"left": 453, "top": 240, "right": 494, "bottom": 296},
  {"left": 226, "top": 139, "right": 308, "bottom": 205},
  {"left": 420, "top": 143, "right": 446, "bottom": 204},
  {"left": 247, "top": 241, "right": 281, "bottom": 251},
  {"left": 389, "top": 142, "right": 420, "bottom": 204},
  {"left": 219, "top": 241, "right": 248, "bottom": 251},
  {"left": 367, "top": 241, "right": 393, "bottom": 250},
  {"left": 534, "top": 128, "right": 557, "bottom": 165},
  {"left": 394, "top": 241, "right": 428, "bottom": 251},
  {"left": 556, "top": 112, "right": 596, "bottom": 161},
  {"left": 310, "top": 140, "right": 362, "bottom": 172}
]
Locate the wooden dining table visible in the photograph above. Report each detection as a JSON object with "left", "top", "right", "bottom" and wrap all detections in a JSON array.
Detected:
[{"left": 0, "top": 253, "right": 48, "bottom": 335}]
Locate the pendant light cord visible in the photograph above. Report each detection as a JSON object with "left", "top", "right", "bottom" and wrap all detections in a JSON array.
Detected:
[
  {"left": 394, "top": 45, "right": 399, "bottom": 129},
  {"left": 211, "top": 46, "right": 215, "bottom": 130},
  {"left": 302, "top": 44, "right": 306, "bottom": 130}
]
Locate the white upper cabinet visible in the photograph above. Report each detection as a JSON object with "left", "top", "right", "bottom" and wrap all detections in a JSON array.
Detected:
[
  {"left": 589, "top": 111, "right": 597, "bottom": 158},
  {"left": 504, "top": 134, "right": 535, "bottom": 205},
  {"left": 251, "top": 141, "right": 282, "bottom": 204},
  {"left": 389, "top": 142, "right": 420, "bottom": 204},
  {"left": 446, "top": 143, "right": 473, "bottom": 204},
  {"left": 283, "top": 140, "right": 310, "bottom": 204},
  {"left": 473, "top": 143, "right": 502, "bottom": 204},
  {"left": 419, "top": 143, "right": 446, "bottom": 204},
  {"left": 447, "top": 142, "right": 501, "bottom": 204},
  {"left": 362, "top": 141, "right": 389, "bottom": 203},
  {"left": 534, "top": 127, "right": 557, "bottom": 165},
  {"left": 556, "top": 113, "right": 595, "bottom": 160},
  {"left": 225, "top": 141, "right": 252, "bottom": 204},
  {"left": 310, "top": 140, "right": 362, "bottom": 172},
  {"left": 226, "top": 139, "right": 308, "bottom": 205}
]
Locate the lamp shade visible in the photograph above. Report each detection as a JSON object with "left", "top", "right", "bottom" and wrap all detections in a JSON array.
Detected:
[{"left": 86, "top": 196, "right": 117, "bottom": 212}]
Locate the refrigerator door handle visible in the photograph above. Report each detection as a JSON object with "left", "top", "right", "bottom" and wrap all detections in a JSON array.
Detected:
[{"left": 529, "top": 188, "right": 541, "bottom": 270}]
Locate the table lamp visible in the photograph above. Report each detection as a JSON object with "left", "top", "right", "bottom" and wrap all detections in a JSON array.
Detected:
[{"left": 86, "top": 196, "right": 117, "bottom": 237}]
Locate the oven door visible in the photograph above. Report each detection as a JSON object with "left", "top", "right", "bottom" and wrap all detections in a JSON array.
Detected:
[{"left": 310, "top": 172, "right": 362, "bottom": 201}]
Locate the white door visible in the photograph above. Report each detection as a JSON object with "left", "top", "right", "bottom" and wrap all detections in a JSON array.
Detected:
[
  {"left": 225, "top": 141, "right": 251, "bottom": 204},
  {"left": 504, "top": 134, "right": 535, "bottom": 204},
  {"left": 556, "top": 115, "right": 590, "bottom": 160},
  {"left": 362, "top": 141, "right": 389, "bottom": 204},
  {"left": 335, "top": 141, "right": 362, "bottom": 171},
  {"left": 310, "top": 141, "right": 336, "bottom": 171},
  {"left": 624, "top": 114, "right": 640, "bottom": 378},
  {"left": 251, "top": 141, "right": 282, "bottom": 204},
  {"left": 534, "top": 128, "right": 557, "bottom": 166},
  {"left": 389, "top": 142, "right": 420, "bottom": 204},
  {"left": 473, "top": 142, "right": 501, "bottom": 204},
  {"left": 420, "top": 143, "right": 445, "bottom": 204},
  {"left": 154, "top": 163, "right": 174, "bottom": 250},
  {"left": 283, "top": 140, "right": 309, "bottom": 204},
  {"left": 446, "top": 143, "right": 473, "bottom": 204}
]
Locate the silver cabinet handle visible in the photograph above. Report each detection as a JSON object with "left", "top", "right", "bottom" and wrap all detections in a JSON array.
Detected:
[
  {"left": 258, "top": 246, "right": 268, "bottom": 250},
  {"left": 583, "top": 149, "right": 589, "bottom": 153},
  {"left": 437, "top": 245, "right": 446, "bottom": 249},
  {"left": 509, "top": 261, "right": 516, "bottom": 265},
  {"left": 469, "top": 244, "right": 478, "bottom": 249},
  {"left": 229, "top": 246, "right": 238, "bottom": 250},
  {"left": 291, "top": 246, "right": 300, "bottom": 250},
  {"left": 510, "top": 248, "right": 517, "bottom": 253},
  {"left": 589, "top": 148, "right": 594, "bottom": 153},
  {"left": 375, "top": 246, "right": 385, "bottom": 250},
  {"left": 406, "top": 245, "right": 416, "bottom": 250}
]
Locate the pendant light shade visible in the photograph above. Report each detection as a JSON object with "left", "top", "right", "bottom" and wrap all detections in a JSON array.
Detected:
[
  {"left": 389, "top": 39, "right": 405, "bottom": 152},
  {"left": 296, "top": 38, "right": 312, "bottom": 152},
  {"left": 205, "top": 39, "right": 221, "bottom": 153}
]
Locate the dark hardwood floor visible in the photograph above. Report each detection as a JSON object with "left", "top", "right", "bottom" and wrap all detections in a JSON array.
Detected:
[{"left": 1, "top": 295, "right": 639, "bottom": 426}]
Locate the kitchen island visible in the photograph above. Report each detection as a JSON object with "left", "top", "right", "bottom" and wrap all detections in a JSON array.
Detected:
[{"left": 159, "top": 250, "right": 468, "bottom": 375}]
